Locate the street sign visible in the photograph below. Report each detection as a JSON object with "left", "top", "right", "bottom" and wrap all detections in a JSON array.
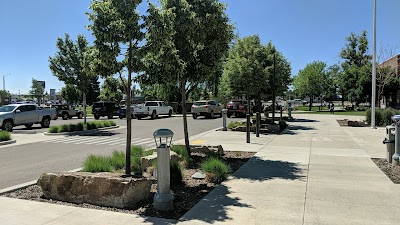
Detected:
[{"left": 50, "top": 89, "right": 56, "bottom": 96}]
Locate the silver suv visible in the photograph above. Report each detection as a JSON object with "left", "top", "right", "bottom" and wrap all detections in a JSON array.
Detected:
[{"left": 191, "top": 100, "right": 222, "bottom": 119}]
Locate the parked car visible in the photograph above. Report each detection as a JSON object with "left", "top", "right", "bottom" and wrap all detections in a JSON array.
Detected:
[
  {"left": 133, "top": 101, "right": 173, "bottom": 120},
  {"left": 92, "top": 101, "right": 120, "bottom": 120},
  {"left": 226, "top": 100, "right": 252, "bottom": 118},
  {"left": 0, "top": 104, "right": 56, "bottom": 131},
  {"left": 118, "top": 106, "right": 136, "bottom": 119},
  {"left": 191, "top": 100, "right": 222, "bottom": 119},
  {"left": 51, "top": 104, "right": 83, "bottom": 120}
]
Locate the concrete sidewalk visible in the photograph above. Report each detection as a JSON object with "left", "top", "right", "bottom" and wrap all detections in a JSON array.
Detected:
[{"left": 1, "top": 114, "right": 400, "bottom": 225}]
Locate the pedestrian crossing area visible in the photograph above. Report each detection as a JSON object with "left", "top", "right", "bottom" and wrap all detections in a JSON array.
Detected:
[{"left": 43, "top": 135, "right": 156, "bottom": 148}]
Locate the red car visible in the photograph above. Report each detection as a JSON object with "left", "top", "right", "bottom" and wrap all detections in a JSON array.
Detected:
[{"left": 226, "top": 100, "right": 252, "bottom": 118}]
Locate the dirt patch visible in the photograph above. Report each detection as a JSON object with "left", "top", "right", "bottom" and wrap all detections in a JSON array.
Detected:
[
  {"left": 371, "top": 158, "right": 400, "bottom": 184},
  {"left": 2, "top": 151, "right": 254, "bottom": 220}
]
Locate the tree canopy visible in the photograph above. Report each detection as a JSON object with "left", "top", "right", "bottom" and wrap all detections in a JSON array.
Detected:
[
  {"left": 29, "top": 78, "right": 45, "bottom": 103},
  {"left": 140, "top": 0, "right": 234, "bottom": 153},
  {"left": 293, "top": 61, "right": 327, "bottom": 110}
]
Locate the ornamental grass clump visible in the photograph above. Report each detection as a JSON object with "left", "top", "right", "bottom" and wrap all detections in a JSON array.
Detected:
[
  {"left": 48, "top": 126, "right": 59, "bottom": 133},
  {"left": 171, "top": 145, "right": 190, "bottom": 166},
  {"left": 0, "top": 131, "right": 10, "bottom": 141},
  {"left": 201, "top": 158, "right": 231, "bottom": 184},
  {"left": 58, "top": 124, "right": 70, "bottom": 133},
  {"left": 68, "top": 124, "right": 77, "bottom": 132},
  {"left": 110, "top": 150, "right": 125, "bottom": 170},
  {"left": 82, "top": 154, "right": 112, "bottom": 172},
  {"left": 170, "top": 159, "right": 183, "bottom": 185}
]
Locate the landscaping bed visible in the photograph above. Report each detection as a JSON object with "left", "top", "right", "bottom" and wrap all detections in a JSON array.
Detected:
[
  {"left": 2, "top": 150, "right": 254, "bottom": 220},
  {"left": 371, "top": 158, "right": 400, "bottom": 184},
  {"left": 47, "top": 121, "right": 117, "bottom": 133},
  {"left": 0, "top": 131, "right": 11, "bottom": 142}
]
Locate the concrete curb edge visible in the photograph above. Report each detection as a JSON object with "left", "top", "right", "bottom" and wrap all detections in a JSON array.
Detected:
[{"left": 0, "top": 139, "right": 16, "bottom": 146}]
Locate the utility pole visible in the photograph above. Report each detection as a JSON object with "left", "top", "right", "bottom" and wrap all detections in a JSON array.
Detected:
[
  {"left": 3, "top": 73, "right": 10, "bottom": 91},
  {"left": 371, "top": 0, "right": 377, "bottom": 128},
  {"left": 272, "top": 53, "right": 276, "bottom": 124}
]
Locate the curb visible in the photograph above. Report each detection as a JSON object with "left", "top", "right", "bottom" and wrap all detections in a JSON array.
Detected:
[
  {"left": 0, "top": 139, "right": 16, "bottom": 146},
  {"left": 12, "top": 130, "right": 37, "bottom": 134},
  {"left": 43, "top": 126, "right": 120, "bottom": 136},
  {"left": 0, "top": 167, "right": 83, "bottom": 195}
]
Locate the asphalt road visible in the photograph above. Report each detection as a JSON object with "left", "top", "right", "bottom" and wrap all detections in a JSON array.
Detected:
[{"left": 0, "top": 115, "right": 243, "bottom": 189}]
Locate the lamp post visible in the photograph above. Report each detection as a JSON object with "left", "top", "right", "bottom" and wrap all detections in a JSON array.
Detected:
[
  {"left": 3, "top": 73, "right": 10, "bottom": 91},
  {"left": 153, "top": 128, "right": 174, "bottom": 211},
  {"left": 371, "top": 0, "right": 377, "bottom": 128}
]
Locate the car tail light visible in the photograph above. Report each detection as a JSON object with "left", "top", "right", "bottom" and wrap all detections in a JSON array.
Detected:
[
  {"left": 192, "top": 105, "right": 195, "bottom": 108},
  {"left": 205, "top": 105, "right": 209, "bottom": 108},
  {"left": 239, "top": 105, "right": 244, "bottom": 109}
]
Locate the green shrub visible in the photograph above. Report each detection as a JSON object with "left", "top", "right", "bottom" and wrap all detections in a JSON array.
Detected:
[
  {"left": 0, "top": 131, "right": 11, "bottom": 141},
  {"left": 96, "top": 121, "right": 105, "bottom": 128},
  {"left": 68, "top": 124, "right": 77, "bottom": 132},
  {"left": 201, "top": 158, "right": 231, "bottom": 184},
  {"left": 171, "top": 145, "right": 190, "bottom": 165},
  {"left": 131, "top": 156, "right": 142, "bottom": 175},
  {"left": 86, "top": 122, "right": 98, "bottom": 130},
  {"left": 142, "top": 149, "right": 156, "bottom": 157},
  {"left": 82, "top": 154, "right": 112, "bottom": 172},
  {"left": 131, "top": 145, "right": 144, "bottom": 157},
  {"left": 109, "top": 121, "right": 116, "bottom": 126},
  {"left": 170, "top": 159, "right": 183, "bottom": 185},
  {"left": 227, "top": 121, "right": 243, "bottom": 130},
  {"left": 366, "top": 108, "right": 397, "bottom": 126},
  {"left": 77, "top": 122, "right": 85, "bottom": 131},
  {"left": 102, "top": 121, "right": 111, "bottom": 127},
  {"left": 48, "top": 126, "right": 59, "bottom": 133},
  {"left": 58, "top": 124, "right": 70, "bottom": 133},
  {"left": 110, "top": 151, "right": 125, "bottom": 170}
]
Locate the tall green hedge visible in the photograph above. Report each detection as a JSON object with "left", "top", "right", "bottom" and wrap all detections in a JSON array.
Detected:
[{"left": 366, "top": 108, "right": 400, "bottom": 126}]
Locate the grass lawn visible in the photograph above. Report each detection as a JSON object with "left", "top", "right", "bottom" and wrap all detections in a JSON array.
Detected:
[
  {"left": 292, "top": 110, "right": 366, "bottom": 116},
  {"left": 78, "top": 105, "right": 93, "bottom": 117},
  {"left": 295, "top": 106, "right": 329, "bottom": 111}
]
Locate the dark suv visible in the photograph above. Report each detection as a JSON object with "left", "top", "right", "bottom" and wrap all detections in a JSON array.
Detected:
[
  {"left": 92, "top": 101, "right": 120, "bottom": 120},
  {"left": 226, "top": 99, "right": 252, "bottom": 118}
]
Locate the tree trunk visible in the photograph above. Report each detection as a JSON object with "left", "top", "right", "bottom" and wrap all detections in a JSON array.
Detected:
[
  {"left": 83, "top": 92, "right": 87, "bottom": 124},
  {"left": 309, "top": 95, "right": 313, "bottom": 111},
  {"left": 181, "top": 79, "right": 191, "bottom": 156},
  {"left": 377, "top": 85, "right": 382, "bottom": 108},
  {"left": 125, "top": 71, "right": 132, "bottom": 176}
]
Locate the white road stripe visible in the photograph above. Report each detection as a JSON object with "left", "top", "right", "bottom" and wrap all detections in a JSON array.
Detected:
[
  {"left": 109, "top": 138, "right": 141, "bottom": 145},
  {"left": 131, "top": 139, "right": 155, "bottom": 146},
  {"left": 94, "top": 138, "right": 127, "bottom": 145},
  {"left": 80, "top": 137, "right": 121, "bottom": 145},
  {"left": 62, "top": 136, "right": 103, "bottom": 143}
]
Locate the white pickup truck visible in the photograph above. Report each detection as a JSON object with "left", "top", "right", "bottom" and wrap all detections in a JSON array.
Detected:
[
  {"left": 0, "top": 104, "right": 57, "bottom": 131},
  {"left": 133, "top": 101, "right": 173, "bottom": 120}
]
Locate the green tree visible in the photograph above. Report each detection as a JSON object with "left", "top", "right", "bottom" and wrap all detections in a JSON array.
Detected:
[
  {"left": 49, "top": 34, "right": 98, "bottom": 123},
  {"left": 29, "top": 79, "right": 45, "bottom": 103},
  {"left": 88, "top": 0, "right": 144, "bottom": 175},
  {"left": 0, "top": 90, "right": 11, "bottom": 105},
  {"left": 61, "top": 85, "right": 81, "bottom": 105},
  {"left": 140, "top": 0, "right": 234, "bottom": 154},
  {"left": 99, "top": 77, "right": 124, "bottom": 102},
  {"left": 293, "top": 61, "right": 327, "bottom": 111},
  {"left": 86, "top": 76, "right": 101, "bottom": 105},
  {"left": 340, "top": 31, "right": 372, "bottom": 106}
]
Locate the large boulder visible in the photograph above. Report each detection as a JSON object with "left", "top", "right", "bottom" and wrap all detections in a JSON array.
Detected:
[
  {"left": 141, "top": 151, "right": 179, "bottom": 172},
  {"left": 38, "top": 172, "right": 151, "bottom": 209}
]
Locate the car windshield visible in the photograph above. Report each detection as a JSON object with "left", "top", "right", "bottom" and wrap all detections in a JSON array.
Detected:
[
  {"left": 0, "top": 106, "right": 16, "bottom": 112},
  {"left": 145, "top": 102, "right": 159, "bottom": 106},
  {"left": 194, "top": 101, "right": 207, "bottom": 106}
]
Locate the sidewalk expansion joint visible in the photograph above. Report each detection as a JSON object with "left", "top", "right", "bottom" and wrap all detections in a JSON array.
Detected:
[{"left": 301, "top": 137, "right": 312, "bottom": 225}]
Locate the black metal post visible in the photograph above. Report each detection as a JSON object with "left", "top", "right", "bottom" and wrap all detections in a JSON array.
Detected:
[
  {"left": 280, "top": 107, "right": 283, "bottom": 120},
  {"left": 256, "top": 112, "right": 260, "bottom": 137},
  {"left": 246, "top": 114, "right": 250, "bottom": 143},
  {"left": 272, "top": 53, "right": 276, "bottom": 124}
]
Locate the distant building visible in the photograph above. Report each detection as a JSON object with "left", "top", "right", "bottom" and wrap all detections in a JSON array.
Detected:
[{"left": 378, "top": 54, "right": 400, "bottom": 108}]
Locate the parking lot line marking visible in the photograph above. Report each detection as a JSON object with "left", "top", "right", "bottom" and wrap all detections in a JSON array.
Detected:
[
  {"left": 109, "top": 138, "right": 141, "bottom": 145},
  {"left": 62, "top": 136, "right": 103, "bottom": 143},
  {"left": 93, "top": 138, "right": 127, "bottom": 145},
  {"left": 129, "top": 139, "right": 154, "bottom": 146},
  {"left": 81, "top": 137, "right": 122, "bottom": 145},
  {"left": 191, "top": 140, "right": 206, "bottom": 145}
]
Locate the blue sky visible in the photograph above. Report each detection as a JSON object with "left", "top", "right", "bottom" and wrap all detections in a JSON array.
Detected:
[{"left": 0, "top": 0, "right": 399, "bottom": 95}]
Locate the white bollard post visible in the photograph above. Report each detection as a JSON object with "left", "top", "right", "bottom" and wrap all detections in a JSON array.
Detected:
[
  {"left": 222, "top": 109, "right": 228, "bottom": 131},
  {"left": 153, "top": 129, "right": 174, "bottom": 211}
]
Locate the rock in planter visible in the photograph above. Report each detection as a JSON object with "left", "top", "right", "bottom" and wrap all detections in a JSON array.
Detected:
[
  {"left": 38, "top": 172, "right": 151, "bottom": 209},
  {"left": 141, "top": 151, "right": 179, "bottom": 172},
  {"left": 191, "top": 145, "right": 224, "bottom": 156}
]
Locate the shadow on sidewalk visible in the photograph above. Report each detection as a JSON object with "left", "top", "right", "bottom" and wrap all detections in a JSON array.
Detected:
[
  {"left": 293, "top": 118, "right": 319, "bottom": 123},
  {"left": 175, "top": 157, "right": 305, "bottom": 224},
  {"left": 281, "top": 125, "right": 316, "bottom": 135},
  {"left": 232, "top": 156, "right": 306, "bottom": 181},
  {"left": 176, "top": 185, "right": 253, "bottom": 224}
]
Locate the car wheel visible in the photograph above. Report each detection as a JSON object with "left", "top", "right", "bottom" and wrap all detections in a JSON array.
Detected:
[
  {"left": 41, "top": 117, "right": 50, "bottom": 128},
  {"left": 108, "top": 113, "right": 113, "bottom": 119},
  {"left": 192, "top": 113, "right": 197, "bottom": 119},
  {"left": 94, "top": 114, "right": 100, "bottom": 120},
  {"left": 137, "top": 117, "right": 142, "bottom": 120},
  {"left": 151, "top": 111, "right": 156, "bottom": 120},
  {"left": 78, "top": 113, "right": 83, "bottom": 119},
  {"left": 25, "top": 124, "right": 33, "bottom": 129},
  {"left": 119, "top": 116, "right": 123, "bottom": 119},
  {"left": 62, "top": 113, "right": 69, "bottom": 120},
  {"left": 227, "top": 113, "right": 232, "bottom": 118},
  {"left": 2, "top": 120, "right": 13, "bottom": 132},
  {"left": 168, "top": 110, "right": 172, "bottom": 117}
]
